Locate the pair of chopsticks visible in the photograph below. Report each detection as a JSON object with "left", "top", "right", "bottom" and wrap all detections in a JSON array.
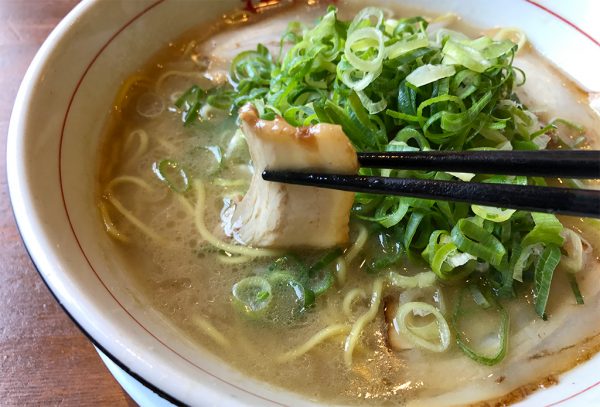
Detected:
[{"left": 262, "top": 150, "right": 600, "bottom": 219}]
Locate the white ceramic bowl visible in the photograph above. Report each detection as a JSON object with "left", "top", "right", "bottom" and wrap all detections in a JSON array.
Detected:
[{"left": 7, "top": 0, "right": 600, "bottom": 405}]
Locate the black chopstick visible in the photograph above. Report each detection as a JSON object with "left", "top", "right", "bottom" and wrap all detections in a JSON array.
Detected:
[
  {"left": 262, "top": 171, "right": 600, "bottom": 219},
  {"left": 357, "top": 150, "right": 600, "bottom": 179}
]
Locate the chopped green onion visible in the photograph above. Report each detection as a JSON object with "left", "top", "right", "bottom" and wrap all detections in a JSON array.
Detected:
[
  {"left": 206, "top": 90, "right": 234, "bottom": 110},
  {"left": 152, "top": 159, "right": 190, "bottom": 193},
  {"left": 182, "top": 6, "right": 584, "bottom": 322},
  {"left": 344, "top": 27, "right": 385, "bottom": 73},
  {"left": 232, "top": 270, "right": 316, "bottom": 324},
  {"left": 471, "top": 176, "right": 526, "bottom": 222},
  {"left": 266, "top": 252, "right": 341, "bottom": 299},
  {"left": 361, "top": 227, "right": 404, "bottom": 273},
  {"left": 522, "top": 213, "right": 564, "bottom": 247},
  {"left": 387, "top": 271, "right": 437, "bottom": 289},
  {"left": 452, "top": 285, "right": 509, "bottom": 365},
  {"left": 421, "top": 230, "right": 475, "bottom": 280},
  {"left": 534, "top": 245, "right": 561, "bottom": 319},
  {"left": 307, "top": 248, "right": 342, "bottom": 295},
  {"left": 232, "top": 276, "right": 272, "bottom": 316},
  {"left": 451, "top": 218, "right": 506, "bottom": 267},
  {"left": 469, "top": 284, "right": 491, "bottom": 309},
  {"left": 393, "top": 302, "right": 451, "bottom": 352},
  {"left": 406, "top": 64, "right": 456, "bottom": 87},
  {"left": 567, "top": 273, "right": 584, "bottom": 305},
  {"left": 268, "top": 271, "right": 315, "bottom": 311},
  {"left": 446, "top": 171, "right": 475, "bottom": 182},
  {"left": 348, "top": 7, "right": 384, "bottom": 34},
  {"left": 386, "top": 33, "right": 429, "bottom": 59},
  {"left": 355, "top": 90, "right": 387, "bottom": 114},
  {"left": 510, "top": 243, "right": 540, "bottom": 282},
  {"left": 308, "top": 248, "right": 342, "bottom": 275},
  {"left": 175, "top": 85, "right": 205, "bottom": 126},
  {"left": 442, "top": 40, "right": 492, "bottom": 73}
]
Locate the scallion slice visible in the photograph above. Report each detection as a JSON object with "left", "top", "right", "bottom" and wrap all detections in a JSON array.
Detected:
[
  {"left": 451, "top": 218, "right": 506, "bottom": 267},
  {"left": 452, "top": 285, "right": 509, "bottom": 365},
  {"left": 307, "top": 248, "right": 342, "bottom": 295},
  {"left": 394, "top": 302, "right": 451, "bottom": 352},
  {"left": 152, "top": 159, "right": 190, "bottom": 193},
  {"left": 534, "top": 244, "right": 561, "bottom": 319},
  {"left": 406, "top": 64, "right": 456, "bottom": 87},
  {"left": 232, "top": 276, "right": 272, "bottom": 316},
  {"left": 567, "top": 273, "right": 584, "bottom": 305}
]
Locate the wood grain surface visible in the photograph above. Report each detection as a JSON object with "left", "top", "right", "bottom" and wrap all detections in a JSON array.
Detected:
[{"left": 0, "top": 1, "right": 135, "bottom": 405}]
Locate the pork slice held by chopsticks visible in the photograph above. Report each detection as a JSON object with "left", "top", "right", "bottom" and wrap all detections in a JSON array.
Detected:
[{"left": 228, "top": 104, "right": 359, "bottom": 248}]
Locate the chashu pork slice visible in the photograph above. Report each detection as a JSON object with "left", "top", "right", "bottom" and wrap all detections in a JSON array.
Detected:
[{"left": 229, "top": 104, "right": 359, "bottom": 248}]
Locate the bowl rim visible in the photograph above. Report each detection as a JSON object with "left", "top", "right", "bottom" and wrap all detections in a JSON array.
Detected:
[
  {"left": 23, "top": 246, "right": 183, "bottom": 404},
  {"left": 7, "top": 0, "right": 600, "bottom": 405},
  {"left": 9, "top": 1, "right": 294, "bottom": 404},
  {"left": 7, "top": 0, "right": 186, "bottom": 403}
]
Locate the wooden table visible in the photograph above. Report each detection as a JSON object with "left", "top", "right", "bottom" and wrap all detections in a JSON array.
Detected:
[{"left": 0, "top": 1, "right": 134, "bottom": 404}]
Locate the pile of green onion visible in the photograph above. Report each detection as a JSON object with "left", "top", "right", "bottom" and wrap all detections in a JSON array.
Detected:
[{"left": 176, "top": 6, "right": 590, "bottom": 364}]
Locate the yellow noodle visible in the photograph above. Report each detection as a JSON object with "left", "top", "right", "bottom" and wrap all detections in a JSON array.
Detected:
[
  {"left": 98, "top": 200, "right": 129, "bottom": 242},
  {"left": 103, "top": 139, "right": 122, "bottom": 180},
  {"left": 344, "top": 223, "right": 368, "bottom": 264},
  {"left": 277, "top": 324, "right": 351, "bottom": 363},
  {"left": 342, "top": 288, "right": 367, "bottom": 319},
  {"left": 114, "top": 74, "right": 151, "bottom": 110},
  {"left": 217, "top": 252, "right": 253, "bottom": 264},
  {"left": 176, "top": 194, "right": 195, "bottom": 216},
  {"left": 104, "top": 175, "right": 165, "bottom": 242},
  {"left": 493, "top": 28, "right": 527, "bottom": 51},
  {"left": 106, "top": 175, "right": 153, "bottom": 193},
  {"left": 335, "top": 256, "right": 348, "bottom": 285},
  {"left": 106, "top": 194, "right": 164, "bottom": 242},
  {"left": 193, "top": 315, "right": 230, "bottom": 348},
  {"left": 343, "top": 278, "right": 384, "bottom": 367},
  {"left": 192, "top": 180, "right": 279, "bottom": 257},
  {"left": 123, "top": 129, "right": 149, "bottom": 164},
  {"left": 156, "top": 137, "right": 178, "bottom": 155},
  {"left": 155, "top": 70, "right": 209, "bottom": 94}
]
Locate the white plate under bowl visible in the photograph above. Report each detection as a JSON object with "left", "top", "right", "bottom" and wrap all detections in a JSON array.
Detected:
[{"left": 7, "top": 0, "right": 600, "bottom": 406}]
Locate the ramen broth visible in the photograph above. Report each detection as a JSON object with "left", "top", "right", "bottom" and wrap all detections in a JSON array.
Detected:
[{"left": 98, "top": 3, "right": 600, "bottom": 406}]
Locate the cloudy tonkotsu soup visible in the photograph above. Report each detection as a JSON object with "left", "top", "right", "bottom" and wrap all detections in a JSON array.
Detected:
[{"left": 98, "top": 2, "right": 600, "bottom": 405}]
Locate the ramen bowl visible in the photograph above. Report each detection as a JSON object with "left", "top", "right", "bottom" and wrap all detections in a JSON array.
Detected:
[{"left": 7, "top": 0, "right": 600, "bottom": 405}]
